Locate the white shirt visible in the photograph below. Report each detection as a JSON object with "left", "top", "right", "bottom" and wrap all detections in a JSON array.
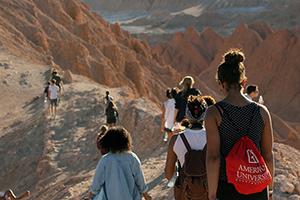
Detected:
[
  {"left": 104, "top": 95, "right": 113, "bottom": 105},
  {"left": 0, "top": 191, "right": 5, "bottom": 197},
  {"left": 49, "top": 84, "right": 60, "bottom": 99},
  {"left": 164, "top": 98, "right": 176, "bottom": 129},
  {"left": 173, "top": 128, "right": 207, "bottom": 166}
]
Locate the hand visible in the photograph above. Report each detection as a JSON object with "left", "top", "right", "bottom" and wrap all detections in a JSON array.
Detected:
[
  {"left": 84, "top": 191, "right": 94, "bottom": 200},
  {"left": 143, "top": 193, "right": 152, "bottom": 200}
]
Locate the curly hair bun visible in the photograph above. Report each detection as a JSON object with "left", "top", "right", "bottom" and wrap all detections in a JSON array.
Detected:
[{"left": 224, "top": 49, "right": 245, "bottom": 65}]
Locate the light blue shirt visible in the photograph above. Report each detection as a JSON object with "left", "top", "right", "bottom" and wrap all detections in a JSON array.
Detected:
[{"left": 90, "top": 151, "right": 148, "bottom": 200}]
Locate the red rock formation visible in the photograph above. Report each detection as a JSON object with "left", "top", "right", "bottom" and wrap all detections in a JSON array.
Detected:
[
  {"left": 153, "top": 26, "right": 224, "bottom": 74},
  {"left": 0, "top": 0, "right": 180, "bottom": 102}
]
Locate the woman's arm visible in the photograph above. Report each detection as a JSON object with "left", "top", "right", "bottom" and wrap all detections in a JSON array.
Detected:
[
  {"left": 174, "top": 109, "right": 179, "bottom": 124},
  {"left": 142, "top": 192, "right": 152, "bottom": 200},
  {"left": 259, "top": 105, "right": 274, "bottom": 190},
  {"left": 205, "top": 106, "right": 221, "bottom": 200},
  {"left": 90, "top": 158, "right": 105, "bottom": 195},
  {"left": 165, "top": 135, "right": 178, "bottom": 180},
  {"left": 132, "top": 153, "right": 148, "bottom": 194}
]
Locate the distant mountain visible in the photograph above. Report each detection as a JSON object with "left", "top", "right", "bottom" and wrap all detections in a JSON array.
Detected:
[
  {"left": 83, "top": 0, "right": 199, "bottom": 13},
  {"left": 83, "top": 0, "right": 300, "bottom": 36},
  {"left": 0, "top": 0, "right": 183, "bottom": 102}
]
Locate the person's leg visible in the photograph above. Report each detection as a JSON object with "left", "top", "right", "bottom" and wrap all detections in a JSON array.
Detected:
[
  {"left": 50, "top": 102, "right": 53, "bottom": 116},
  {"left": 54, "top": 106, "right": 57, "bottom": 118},
  {"left": 53, "top": 99, "right": 57, "bottom": 118},
  {"left": 48, "top": 100, "right": 51, "bottom": 115}
]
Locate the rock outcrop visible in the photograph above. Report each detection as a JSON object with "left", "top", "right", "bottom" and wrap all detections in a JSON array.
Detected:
[{"left": 0, "top": 0, "right": 180, "bottom": 102}]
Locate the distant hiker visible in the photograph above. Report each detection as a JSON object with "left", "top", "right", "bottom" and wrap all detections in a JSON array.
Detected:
[
  {"left": 44, "top": 81, "right": 50, "bottom": 100},
  {"left": 174, "top": 76, "right": 201, "bottom": 125},
  {"left": 96, "top": 125, "right": 109, "bottom": 155},
  {"left": 104, "top": 91, "right": 114, "bottom": 105},
  {"left": 161, "top": 88, "right": 177, "bottom": 142},
  {"left": 89, "top": 127, "right": 152, "bottom": 200},
  {"left": 49, "top": 79, "right": 60, "bottom": 119},
  {"left": 0, "top": 190, "right": 30, "bottom": 200},
  {"left": 205, "top": 49, "right": 274, "bottom": 200},
  {"left": 105, "top": 101, "right": 119, "bottom": 127},
  {"left": 51, "top": 69, "right": 64, "bottom": 91},
  {"left": 44, "top": 81, "right": 51, "bottom": 114},
  {"left": 165, "top": 95, "right": 212, "bottom": 200},
  {"left": 244, "top": 84, "right": 259, "bottom": 101}
]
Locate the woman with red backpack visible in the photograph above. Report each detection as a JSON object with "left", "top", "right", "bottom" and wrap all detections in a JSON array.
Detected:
[
  {"left": 205, "top": 49, "right": 274, "bottom": 200},
  {"left": 165, "top": 95, "right": 213, "bottom": 200}
]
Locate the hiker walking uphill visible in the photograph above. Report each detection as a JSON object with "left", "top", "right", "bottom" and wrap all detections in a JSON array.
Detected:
[
  {"left": 161, "top": 88, "right": 177, "bottom": 142},
  {"left": 43, "top": 81, "right": 51, "bottom": 114},
  {"left": 105, "top": 101, "right": 119, "bottom": 127},
  {"left": 51, "top": 69, "right": 64, "bottom": 91},
  {"left": 88, "top": 127, "right": 152, "bottom": 200},
  {"left": 96, "top": 125, "right": 109, "bottom": 155},
  {"left": 104, "top": 91, "right": 113, "bottom": 105},
  {"left": 175, "top": 76, "right": 201, "bottom": 126},
  {"left": 165, "top": 95, "right": 213, "bottom": 200},
  {"left": 205, "top": 49, "right": 274, "bottom": 200},
  {"left": 48, "top": 79, "right": 60, "bottom": 119}
]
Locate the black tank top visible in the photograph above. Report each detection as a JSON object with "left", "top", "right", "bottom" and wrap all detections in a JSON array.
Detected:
[{"left": 216, "top": 101, "right": 264, "bottom": 181}]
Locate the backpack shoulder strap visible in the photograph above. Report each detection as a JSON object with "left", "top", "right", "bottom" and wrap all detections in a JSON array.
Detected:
[{"left": 179, "top": 133, "right": 192, "bottom": 152}]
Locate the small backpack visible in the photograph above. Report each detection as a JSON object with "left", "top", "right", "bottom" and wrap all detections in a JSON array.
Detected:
[
  {"left": 180, "top": 133, "right": 208, "bottom": 200},
  {"left": 215, "top": 103, "right": 272, "bottom": 195}
]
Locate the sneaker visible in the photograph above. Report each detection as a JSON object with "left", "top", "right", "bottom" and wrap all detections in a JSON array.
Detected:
[{"left": 163, "top": 132, "right": 168, "bottom": 142}]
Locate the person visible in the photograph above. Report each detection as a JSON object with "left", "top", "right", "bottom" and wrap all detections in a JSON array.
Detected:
[
  {"left": 0, "top": 190, "right": 30, "bottom": 200},
  {"left": 165, "top": 95, "right": 212, "bottom": 200},
  {"left": 96, "top": 125, "right": 109, "bottom": 155},
  {"left": 48, "top": 79, "right": 60, "bottom": 119},
  {"left": 161, "top": 88, "right": 177, "bottom": 141},
  {"left": 51, "top": 69, "right": 64, "bottom": 91},
  {"left": 88, "top": 127, "right": 152, "bottom": 200},
  {"left": 244, "top": 84, "right": 259, "bottom": 101},
  {"left": 104, "top": 91, "right": 114, "bottom": 105},
  {"left": 105, "top": 101, "right": 119, "bottom": 127},
  {"left": 174, "top": 76, "right": 201, "bottom": 125},
  {"left": 205, "top": 49, "right": 274, "bottom": 200},
  {"left": 43, "top": 81, "right": 51, "bottom": 114},
  {"left": 44, "top": 81, "right": 50, "bottom": 99}
]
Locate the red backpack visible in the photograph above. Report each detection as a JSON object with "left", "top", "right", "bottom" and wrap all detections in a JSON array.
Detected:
[{"left": 216, "top": 104, "right": 272, "bottom": 195}]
